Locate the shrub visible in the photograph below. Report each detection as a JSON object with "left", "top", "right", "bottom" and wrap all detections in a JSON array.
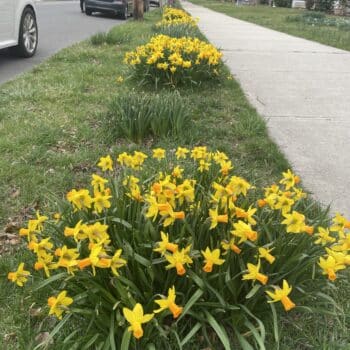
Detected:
[
  {"left": 286, "top": 11, "right": 350, "bottom": 30},
  {"left": 302, "top": 10, "right": 326, "bottom": 20},
  {"left": 314, "top": 0, "right": 334, "bottom": 12},
  {"left": 8, "top": 147, "right": 350, "bottom": 349},
  {"left": 102, "top": 91, "right": 191, "bottom": 143},
  {"left": 274, "top": 0, "right": 292, "bottom": 7},
  {"left": 305, "top": 0, "right": 315, "bottom": 9},
  {"left": 124, "top": 35, "right": 223, "bottom": 87}
]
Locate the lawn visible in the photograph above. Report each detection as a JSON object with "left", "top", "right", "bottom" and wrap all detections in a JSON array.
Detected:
[
  {"left": 187, "top": 0, "right": 350, "bottom": 51},
  {"left": 0, "top": 7, "right": 349, "bottom": 350}
]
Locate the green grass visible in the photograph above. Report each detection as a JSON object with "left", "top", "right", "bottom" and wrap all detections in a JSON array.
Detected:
[
  {"left": 187, "top": 0, "right": 350, "bottom": 51},
  {"left": 0, "top": 8, "right": 349, "bottom": 350}
]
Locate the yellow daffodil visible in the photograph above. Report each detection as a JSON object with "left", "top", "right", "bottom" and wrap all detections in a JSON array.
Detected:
[
  {"left": 8, "top": 263, "right": 31, "bottom": 287},
  {"left": 231, "top": 220, "right": 258, "bottom": 243},
  {"left": 221, "top": 239, "right": 241, "bottom": 254},
  {"left": 314, "top": 227, "right": 335, "bottom": 245},
  {"left": 83, "top": 222, "right": 110, "bottom": 245},
  {"left": 175, "top": 147, "right": 189, "bottom": 159},
  {"left": 274, "top": 194, "right": 294, "bottom": 214},
  {"left": 110, "top": 249, "right": 127, "bottom": 276},
  {"left": 242, "top": 261, "right": 268, "bottom": 285},
  {"left": 258, "top": 247, "right": 275, "bottom": 264},
  {"left": 154, "top": 231, "right": 178, "bottom": 256},
  {"left": 235, "top": 206, "right": 257, "bottom": 225},
  {"left": 165, "top": 245, "right": 192, "bottom": 276},
  {"left": 154, "top": 286, "right": 183, "bottom": 318},
  {"left": 64, "top": 220, "right": 87, "bottom": 242},
  {"left": 91, "top": 174, "right": 108, "bottom": 194},
  {"left": 48, "top": 290, "right": 73, "bottom": 320},
  {"left": 55, "top": 246, "right": 79, "bottom": 274},
  {"left": 34, "top": 251, "right": 56, "bottom": 277},
  {"left": 266, "top": 280, "right": 295, "bottom": 311},
  {"left": 219, "top": 160, "right": 233, "bottom": 176},
  {"left": 201, "top": 247, "right": 225, "bottom": 272},
  {"left": 97, "top": 155, "right": 113, "bottom": 171},
  {"left": 19, "top": 218, "right": 43, "bottom": 241},
  {"left": 318, "top": 255, "right": 346, "bottom": 281},
  {"left": 281, "top": 211, "right": 306, "bottom": 233},
  {"left": 28, "top": 237, "right": 53, "bottom": 255},
  {"left": 66, "top": 189, "right": 93, "bottom": 211},
  {"left": 279, "top": 169, "right": 300, "bottom": 190},
  {"left": 332, "top": 233, "right": 350, "bottom": 252},
  {"left": 198, "top": 159, "right": 211, "bottom": 173},
  {"left": 152, "top": 148, "right": 166, "bottom": 160},
  {"left": 330, "top": 212, "right": 350, "bottom": 236},
  {"left": 171, "top": 166, "right": 184, "bottom": 179},
  {"left": 209, "top": 208, "right": 228, "bottom": 230},
  {"left": 325, "top": 248, "right": 350, "bottom": 266},
  {"left": 78, "top": 244, "right": 111, "bottom": 275},
  {"left": 176, "top": 179, "right": 196, "bottom": 205},
  {"left": 93, "top": 191, "right": 112, "bottom": 213},
  {"left": 212, "top": 151, "right": 228, "bottom": 164},
  {"left": 227, "top": 176, "right": 251, "bottom": 197},
  {"left": 117, "top": 152, "right": 134, "bottom": 167},
  {"left": 191, "top": 146, "right": 208, "bottom": 160},
  {"left": 123, "top": 303, "right": 154, "bottom": 339},
  {"left": 158, "top": 202, "right": 185, "bottom": 227}
]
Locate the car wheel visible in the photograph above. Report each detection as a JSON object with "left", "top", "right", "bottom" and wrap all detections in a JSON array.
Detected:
[
  {"left": 12, "top": 7, "right": 38, "bottom": 58},
  {"left": 85, "top": 8, "right": 92, "bottom": 15}
]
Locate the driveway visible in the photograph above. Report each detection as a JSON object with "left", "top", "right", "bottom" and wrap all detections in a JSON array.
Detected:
[
  {"left": 182, "top": 1, "right": 350, "bottom": 217},
  {"left": 0, "top": 1, "right": 124, "bottom": 85}
]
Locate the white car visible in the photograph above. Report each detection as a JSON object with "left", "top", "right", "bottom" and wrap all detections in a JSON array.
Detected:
[{"left": 0, "top": 0, "right": 38, "bottom": 57}]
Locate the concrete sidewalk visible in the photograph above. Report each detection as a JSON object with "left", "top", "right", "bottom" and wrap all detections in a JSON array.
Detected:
[{"left": 182, "top": 1, "right": 350, "bottom": 217}]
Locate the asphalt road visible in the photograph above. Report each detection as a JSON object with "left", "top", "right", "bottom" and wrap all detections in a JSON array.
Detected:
[{"left": 0, "top": 1, "right": 124, "bottom": 85}]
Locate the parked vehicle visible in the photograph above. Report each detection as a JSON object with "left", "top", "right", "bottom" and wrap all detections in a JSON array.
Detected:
[
  {"left": 84, "top": 0, "right": 150, "bottom": 20},
  {"left": 0, "top": 0, "right": 38, "bottom": 57},
  {"left": 150, "top": 0, "right": 161, "bottom": 6}
]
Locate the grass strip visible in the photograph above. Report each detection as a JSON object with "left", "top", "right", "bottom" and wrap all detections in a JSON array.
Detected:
[
  {"left": 187, "top": 0, "right": 350, "bottom": 52},
  {"left": 0, "top": 8, "right": 349, "bottom": 350}
]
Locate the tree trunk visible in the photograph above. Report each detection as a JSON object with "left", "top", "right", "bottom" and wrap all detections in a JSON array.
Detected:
[{"left": 133, "top": 0, "right": 144, "bottom": 20}]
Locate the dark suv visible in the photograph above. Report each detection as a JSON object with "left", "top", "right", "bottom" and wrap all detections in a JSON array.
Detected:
[{"left": 85, "top": 0, "right": 149, "bottom": 20}]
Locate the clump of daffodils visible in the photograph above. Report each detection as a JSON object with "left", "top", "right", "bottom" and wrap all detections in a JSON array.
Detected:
[
  {"left": 9, "top": 147, "right": 350, "bottom": 348},
  {"left": 124, "top": 34, "right": 222, "bottom": 86},
  {"left": 156, "top": 7, "right": 198, "bottom": 27}
]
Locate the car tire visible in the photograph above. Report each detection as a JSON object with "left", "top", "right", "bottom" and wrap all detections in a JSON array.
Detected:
[
  {"left": 85, "top": 8, "right": 92, "bottom": 15},
  {"left": 11, "top": 7, "right": 38, "bottom": 58}
]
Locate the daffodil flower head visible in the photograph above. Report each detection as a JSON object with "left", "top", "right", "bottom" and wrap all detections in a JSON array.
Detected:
[
  {"left": 123, "top": 303, "right": 154, "bottom": 339},
  {"left": 266, "top": 280, "right": 295, "bottom": 311},
  {"left": 165, "top": 245, "right": 192, "bottom": 276},
  {"left": 48, "top": 290, "right": 73, "bottom": 320},
  {"left": 242, "top": 260, "right": 268, "bottom": 285},
  {"left": 154, "top": 231, "right": 178, "bottom": 256},
  {"left": 152, "top": 148, "right": 166, "bottom": 161},
  {"left": 154, "top": 286, "right": 183, "bottom": 318},
  {"left": 8, "top": 263, "right": 31, "bottom": 287},
  {"left": 201, "top": 247, "right": 225, "bottom": 272},
  {"left": 97, "top": 155, "right": 113, "bottom": 172}
]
